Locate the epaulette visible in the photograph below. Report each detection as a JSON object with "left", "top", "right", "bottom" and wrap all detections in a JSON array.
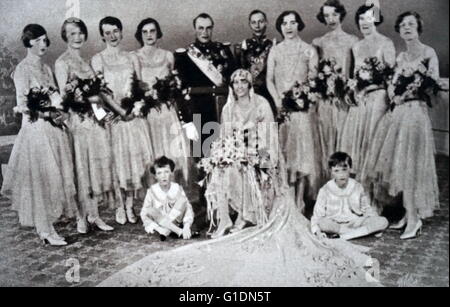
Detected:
[{"left": 175, "top": 48, "right": 187, "bottom": 53}]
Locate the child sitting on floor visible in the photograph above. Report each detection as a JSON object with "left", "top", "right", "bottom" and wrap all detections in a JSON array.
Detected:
[
  {"left": 311, "top": 152, "right": 388, "bottom": 240},
  {"left": 140, "top": 156, "right": 194, "bottom": 241}
]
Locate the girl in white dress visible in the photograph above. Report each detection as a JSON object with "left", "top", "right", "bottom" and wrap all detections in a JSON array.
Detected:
[
  {"left": 91, "top": 17, "right": 153, "bottom": 225},
  {"left": 338, "top": 3, "right": 396, "bottom": 176},
  {"left": 1, "top": 24, "right": 76, "bottom": 245},
  {"left": 312, "top": 0, "right": 359, "bottom": 171},
  {"left": 55, "top": 18, "right": 115, "bottom": 232},
  {"left": 133, "top": 18, "right": 190, "bottom": 185},
  {"left": 364, "top": 12, "right": 442, "bottom": 239},
  {"left": 267, "top": 11, "right": 323, "bottom": 212}
]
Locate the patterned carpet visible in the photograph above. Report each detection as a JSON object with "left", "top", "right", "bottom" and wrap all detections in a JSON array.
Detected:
[{"left": 0, "top": 155, "right": 448, "bottom": 287}]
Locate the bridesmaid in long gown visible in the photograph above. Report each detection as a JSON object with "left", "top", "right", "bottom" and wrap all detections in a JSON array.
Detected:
[
  {"left": 55, "top": 18, "right": 115, "bottom": 232},
  {"left": 365, "top": 11, "right": 441, "bottom": 239},
  {"left": 91, "top": 17, "right": 153, "bottom": 225},
  {"left": 338, "top": 3, "right": 395, "bottom": 177},
  {"left": 133, "top": 18, "right": 190, "bottom": 185},
  {"left": 312, "top": 0, "right": 359, "bottom": 171},
  {"left": 1, "top": 24, "right": 76, "bottom": 245},
  {"left": 267, "top": 11, "right": 323, "bottom": 212}
]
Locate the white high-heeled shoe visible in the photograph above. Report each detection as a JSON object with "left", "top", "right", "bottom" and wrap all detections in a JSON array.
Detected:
[
  {"left": 389, "top": 216, "right": 407, "bottom": 230},
  {"left": 77, "top": 217, "right": 89, "bottom": 234},
  {"left": 89, "top": 217, "right": 114, "bottom": 232},
  {"left": 230, "top": 219, "right": 247, "bottom": 233},
  {"left": 115, "top": 207, "right": 127, "bottom": 225},
  {"left": 211, "top": 222, "right": 233, "bottom": 239},
  {"left": 126, "top": 206, "right": 137, "bottom": 224},
  {"left": 41, "top": 234, "right": 67, "bottom": 246},
  {"left": 400, "top": 219, "right": 422, "bottom": 240}
]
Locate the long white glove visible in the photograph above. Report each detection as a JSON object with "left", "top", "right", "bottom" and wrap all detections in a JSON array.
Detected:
[{"left": 183, "top": 122, "right": 199, "bottom": 141}]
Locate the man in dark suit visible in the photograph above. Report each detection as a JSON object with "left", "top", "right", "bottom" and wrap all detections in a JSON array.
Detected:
[{"left": 175, "top": 13, "right": 235, "bottom": 158}]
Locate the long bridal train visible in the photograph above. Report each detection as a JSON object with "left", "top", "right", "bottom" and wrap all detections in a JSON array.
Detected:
[{"left": 98, "top": 185, "right": 379, "bottom": 287}]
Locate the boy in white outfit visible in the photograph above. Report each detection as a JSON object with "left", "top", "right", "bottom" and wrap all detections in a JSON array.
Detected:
[
  {"left": 141, "top": 156, "right": 194, "bottom": 241},
  {"left": 311, "top": 152, "right": 388, "bottom": 240}
]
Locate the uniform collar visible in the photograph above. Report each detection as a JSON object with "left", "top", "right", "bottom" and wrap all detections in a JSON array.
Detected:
[
  {"left": 251, "top": 34, "right": 267, "bottom": 43},
  {"left": 194, "top": 40, "right": 214, "bottom": 51}
]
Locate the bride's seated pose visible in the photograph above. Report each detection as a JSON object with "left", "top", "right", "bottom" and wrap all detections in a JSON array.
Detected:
[{"left": 201, "top": 69, "right": 277, "bottom": 238}]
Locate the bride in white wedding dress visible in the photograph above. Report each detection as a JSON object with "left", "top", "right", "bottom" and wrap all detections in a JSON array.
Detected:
[{"left": 99, "top": 70, "right": 379, "bottom": 287}]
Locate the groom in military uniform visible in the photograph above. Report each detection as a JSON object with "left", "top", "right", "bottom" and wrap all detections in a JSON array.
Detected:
[{"left": 175, "top": 13, "right": 235, "bottom": 158}]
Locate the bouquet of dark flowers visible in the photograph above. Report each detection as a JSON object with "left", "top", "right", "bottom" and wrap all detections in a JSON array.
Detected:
[
  {"left": 314, "top": 58, "right": 347, "bottom": 107},
  {"left": 120, "top": 72, "right": 147, "bottom": 117},
  {"left": 355, "top": 57, "right": 394, "bottom": 91},
  {"left": 26, "top": 86, "right": 66, "bottom": 129},
  {"left": 277, "top": 80, "right": 321, "bottom": 124},
  {"left": 344, "top": 57, "right": 394, "bottom": 106},
  {"left": 62, "top": 72, "right": 115, "bottom": 124},
  {"left": 121, "top": 70, "right": 191, "bottom": 117},
  {"left": 390, "top": 59, "right": 448, "bottom": 111}
]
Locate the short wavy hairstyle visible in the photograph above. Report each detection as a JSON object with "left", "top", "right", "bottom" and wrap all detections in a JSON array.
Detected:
[
  {"left": 355, "top": 4, "right": 384, "bottom": 29},
  {"left": 395, "top": 11, "right": 423, "bottom": 34},
  {"left": 150, "top": 156, "right": 176, "bottom": 174},
  {"left": 99, "top": 16, "right": 123, "bottom": 37},
  {"left": 135, "top": 18, "right": 163, "bottom": 46},
  {"left": 21, "top": 24, "right": 50, "bottom": 48},
  {"left": 317, "top": 0, "right": 347, "bottom": 24},
  {"left": 61, "top": 17, "right": 88, "bottom": 43},
  {"left": 328, "top": 151, "right": 353, "bottom": 169},
  {"left": 275, "top": 10, "right": 305, "bottom": 36}
]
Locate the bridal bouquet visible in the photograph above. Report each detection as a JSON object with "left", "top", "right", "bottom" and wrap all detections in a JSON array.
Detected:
[
  {"left": 198, "top": 130, "right": 272, "bottom": 230},
  {"left": 121, "top": 70, "right": 191, "bottom": 117},
  {"left": 62, "top": 73, "right": 115, "bottom": 124},
  {"left": 198, "top": 129, "right": 261, "bottom": 176},
  {"left": 354, "top": 57, "right": 394, "bottom": 91},
  {"left": 277, "top": 80, "right": 321, "bottom": 123},
  {"left": 277, "top": 60, "right": 349, "bottom": 123},
  {"left": 120, "top": 72, "right": 148, "bottom": 117},
  {"left": 344, "top": 57, "right": 394, "bottom": 106},
  {"left": 314, "top": 58, "right": 347, "bottom": 107},
  {"left": 26, "top": 86, "right": 66, "bottom": 129},
  {"left": 390, "top": 59, "right": 448, "bottom": 111}
]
